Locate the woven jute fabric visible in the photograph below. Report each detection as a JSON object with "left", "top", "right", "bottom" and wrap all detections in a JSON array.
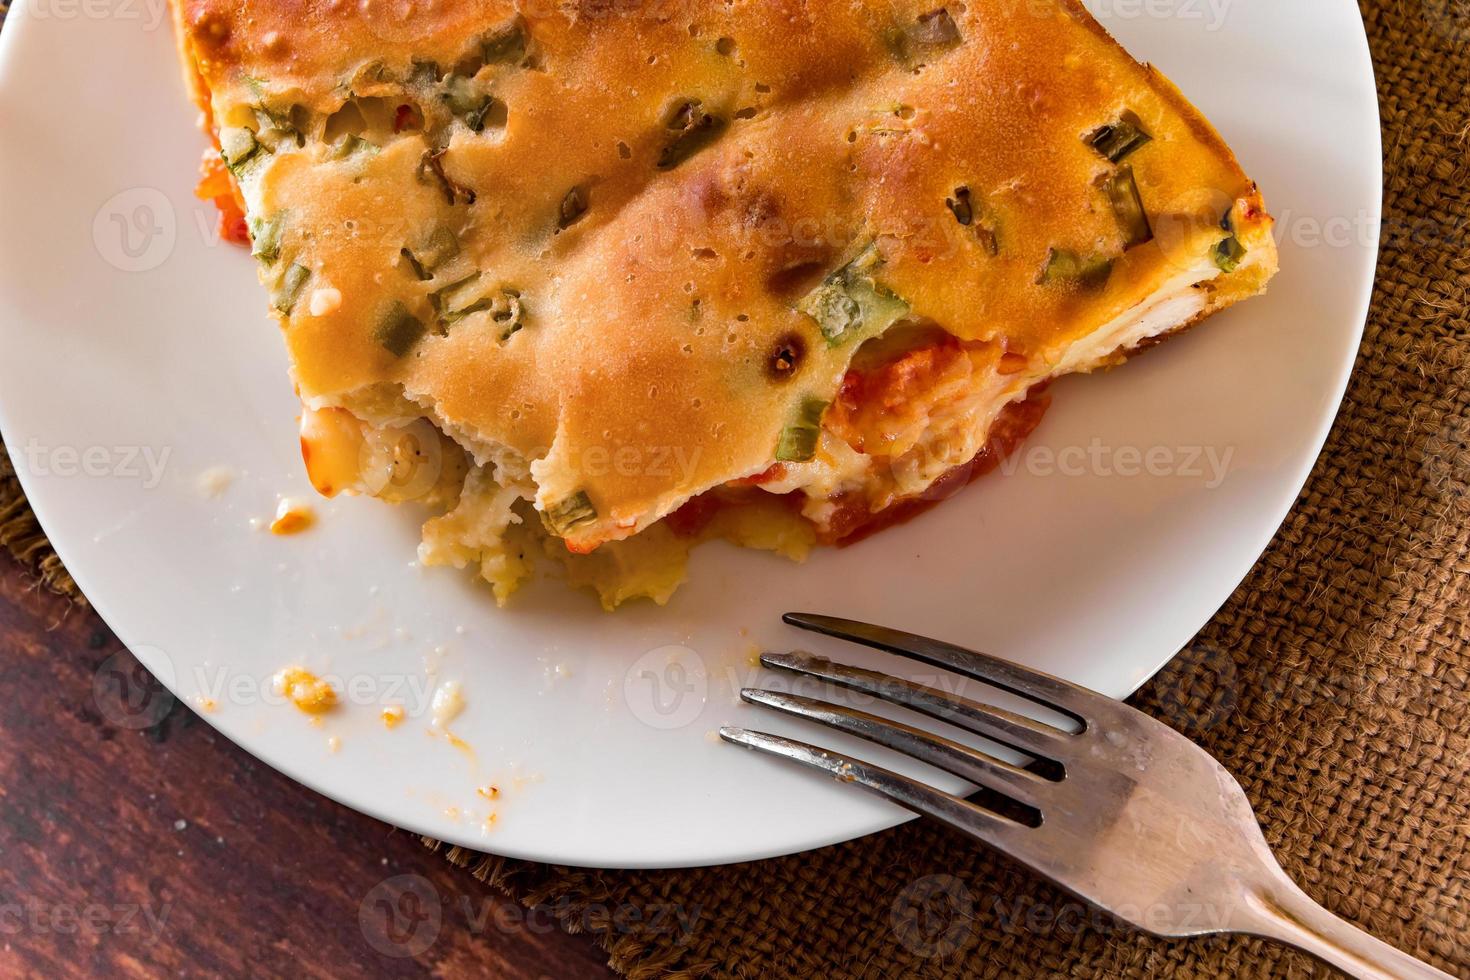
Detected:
[{"left": 3, "top": 0, "right": 1467, "bottom": 976}]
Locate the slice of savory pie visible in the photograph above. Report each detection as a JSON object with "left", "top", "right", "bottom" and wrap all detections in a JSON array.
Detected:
[{"left": 170, "top": 0, "right": 1277, "bottom": 607}]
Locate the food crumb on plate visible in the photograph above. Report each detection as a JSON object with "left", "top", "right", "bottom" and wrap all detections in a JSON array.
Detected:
[
  {"left": 270, "top": 497, "right": 316, "bottom": 535},
  {"left": 197, "top": 466, "right": 234, "bottom": 498},
  {"left": 430, "top": 680, "right": 464, "bottom": 729},
  {"left": 273, "top": 666, "right": 338, "bottom": 715}
]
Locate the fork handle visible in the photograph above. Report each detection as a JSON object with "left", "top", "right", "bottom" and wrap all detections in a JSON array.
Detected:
[{"left": 1240, "top": 877, "right": 1454, "bottom": 980}]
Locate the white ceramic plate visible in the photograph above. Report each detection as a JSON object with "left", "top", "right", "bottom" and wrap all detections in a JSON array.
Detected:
[{"left": 0, "top": 0, "right": 1380, "bottom": 867}]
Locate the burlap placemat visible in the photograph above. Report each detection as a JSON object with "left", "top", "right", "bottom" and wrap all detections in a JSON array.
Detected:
[{"left": 3, "top": 0, "right": 1467, "bottom": 975}]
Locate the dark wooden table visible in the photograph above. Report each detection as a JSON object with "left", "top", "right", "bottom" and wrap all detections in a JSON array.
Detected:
[{"left": 0, "top": 559, "right": 616, "bottom": 978}]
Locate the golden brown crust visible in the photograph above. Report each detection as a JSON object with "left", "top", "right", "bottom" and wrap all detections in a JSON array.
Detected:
[{"left": 171, "top": 0, "right": 1277, "bottom": 551}]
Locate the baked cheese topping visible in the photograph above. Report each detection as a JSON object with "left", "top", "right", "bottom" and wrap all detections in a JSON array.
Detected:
[{"left": 170, "top": 0, "right": 1277, "bottom": 605}]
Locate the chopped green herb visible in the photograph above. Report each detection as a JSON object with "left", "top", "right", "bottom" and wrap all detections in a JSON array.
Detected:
[
  {"left": 775, "top": 397, "right": 829, "bottom": 462},
  {"left": 417, "top": 227, "right": 460, "bottom": 269},
  {"left": 945, "top": 187, "right": 973, "bottom": 226},
  {"left": 417, "top": 150, "right": 476, "bottom": 205},
  {"left": 490, "top": 288, "right": 525, "bottom": 341},
  {"left": 657, "top": 99, "right": 727, "bottom": 170},
  {"left": 1214, "top": 212, "right": 1246, "bottom": 273},
  {"left": 330, "top": 133, "right": 378, "bottom": 159},
  {"left": 220, "top": 128, "right": 260, "bottom": 174},
  {"left": 409, "top": 59, "right": 442, "bottom": 85},
  {"left": 543, "top": 490, "right": 597, "bottom": 536},
  {"left": 558, "top": 186, "right": 589, "bottom": 229},
  {"left": 431, "top": 273, "right": 482, "bottom": 316},
  {"left": 253, "top": 103, "right": 303, "bottom": 147},
  {"left": 796, "top": 243, "right": 910, "bottom": 346},
  {"left": 909, "top": 8, "right": 961, "bottom": 48},
  {"left": 440, "top": 74, "right": 500, "bottom": 132},
  {"left": 272, "top": 263, "right": 310, "bottom": 314},
  {"left": 1087, "top": 111, "right": 1152, "bottom": 163},
  {"left": 1038, "top": 248, "right": 1114, "bottom": 289},
  {"left": 249, "top": 214, "right": 285, "bottom": 264},
  {"left": 1103, "top": 165, "right": 1153, "bottom": 248},
  {"left": 946, "top": 187, "right": 1000, "bottom": 255},
  {"left": 888, "top": 8, "right": 962, "bottom": 63},
  {"left": 482, "top": 18, "right": 528, "bottom": 64},
  {"left": 374, "top": 301, "right": 426, "bottom": 357},
  {"left": 400, "top": 248, "right": 432, "bottom": 281}
]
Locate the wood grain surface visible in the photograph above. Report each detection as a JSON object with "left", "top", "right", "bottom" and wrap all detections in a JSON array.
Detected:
[{"left": 0, "top": 561, "right": 616, "bottom": 979}]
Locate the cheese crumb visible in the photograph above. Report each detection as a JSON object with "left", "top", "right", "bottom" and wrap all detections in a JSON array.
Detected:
[
  {"left": 273, "top": 666, "right": 338, "bottom": 715},
  {"left": 430, "top": 680, "right": 465, "bottom": 729},
  {"left": 381, "top": 705, "right": 405, "bottom": 729},
  {"left": 308, "top": 287, "right": 343, "bottom": 317}
]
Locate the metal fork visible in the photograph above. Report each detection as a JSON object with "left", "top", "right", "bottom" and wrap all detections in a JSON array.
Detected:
[{"left": 721, "top": 614, "right": 1452, "bottom": 979}]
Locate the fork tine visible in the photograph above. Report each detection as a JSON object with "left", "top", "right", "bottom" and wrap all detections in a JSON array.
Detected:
[
  {"left": 784, "top": 612, "right": 1110, "bottom": 725},
  {"left": 762, "top": 650, "right": 1074, "bottom": 763},
  {"left": 740, "top": 688, "right": 1051, "bottom": 809},
  {"left": 720, "top": 727, "right": 1030, "bottom": 848}
]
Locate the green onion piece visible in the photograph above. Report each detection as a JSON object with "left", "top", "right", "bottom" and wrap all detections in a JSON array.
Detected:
[
  {"left": 253, "top": 103, "right": 301, "bottom": 146},
  {"left": 974, "top": 224, "right": 1000, "bottom": 257},
  {"left": 409, "top": 59, "right": 441, "bottom": 85},
  {"left": 440, "top": 74, "right": 499, "bottom": 132},
  {"left": 417, "top": 150, "right": 477, "bottom": 206},
  {"left": 1039, "top": 249, "right": 1114, "bottom": 289},
  {"left": 272, "top": 263, "right": 310, "bottom": 314},
  {"left": 888, "top": 8, "right": 962, "bottom": 63},
  {"left": 558, "top": 186, "right": 589, "bottom": 229},
  {"left": 945, "top": 187, "right": 1001, "bottom": 254},
  {"left": 907, "top": 8, "right": 961, "bottom": 48},
  {"left": 774, "top": 397, "right": 829, "bottom": 462},
  {"left": 249, "top": 214, "right": 285, "bottom": 264},
  {"left": 482, "top": 18, "right": 528, "bottom": 64},
  {"left": 418, "top": 227, "right": 459, "bottom": 269},
  {"left": 1103, "top": 165, "right": 1153, "bottom": 248},
  {"left": 430, "top": 272, "right": 482, "bottom": 315},
  {"left": 220, "top": 128, "right": 260, "bottom": 174},
  {"left": 543, "top": 490, "right": 597, "bottom": 536},
  {"left": 331, "top": 134, "right": 377, "bottom": 160},
  {"left": 491, "top": 288, "right": 524, "bottom": 341},
  {"left": 945, "top": 187, "right": 973, "bottom": 226},
  {"left": 1087, "top": 111, "right": 1152, "bottom": 163},
  {"left": 400, "top": 248, "right": 431, "bottom": 282},
  {"left": 1214, "top": 213, "right": 1247, "bottom": 273},
  {"left": 657, "top": 100, "right": 727, "bottom": 170},
  {"left": 374, "top": 301, "right": 426, "bottom": 357},
  {"left": 796, "top": 243, "right": 910, "bottom": 346}
]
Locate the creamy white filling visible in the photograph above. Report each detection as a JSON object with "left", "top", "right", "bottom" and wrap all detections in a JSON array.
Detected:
[{"left": 776, "top": 258, "right": 1223, "bottom": 509}]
